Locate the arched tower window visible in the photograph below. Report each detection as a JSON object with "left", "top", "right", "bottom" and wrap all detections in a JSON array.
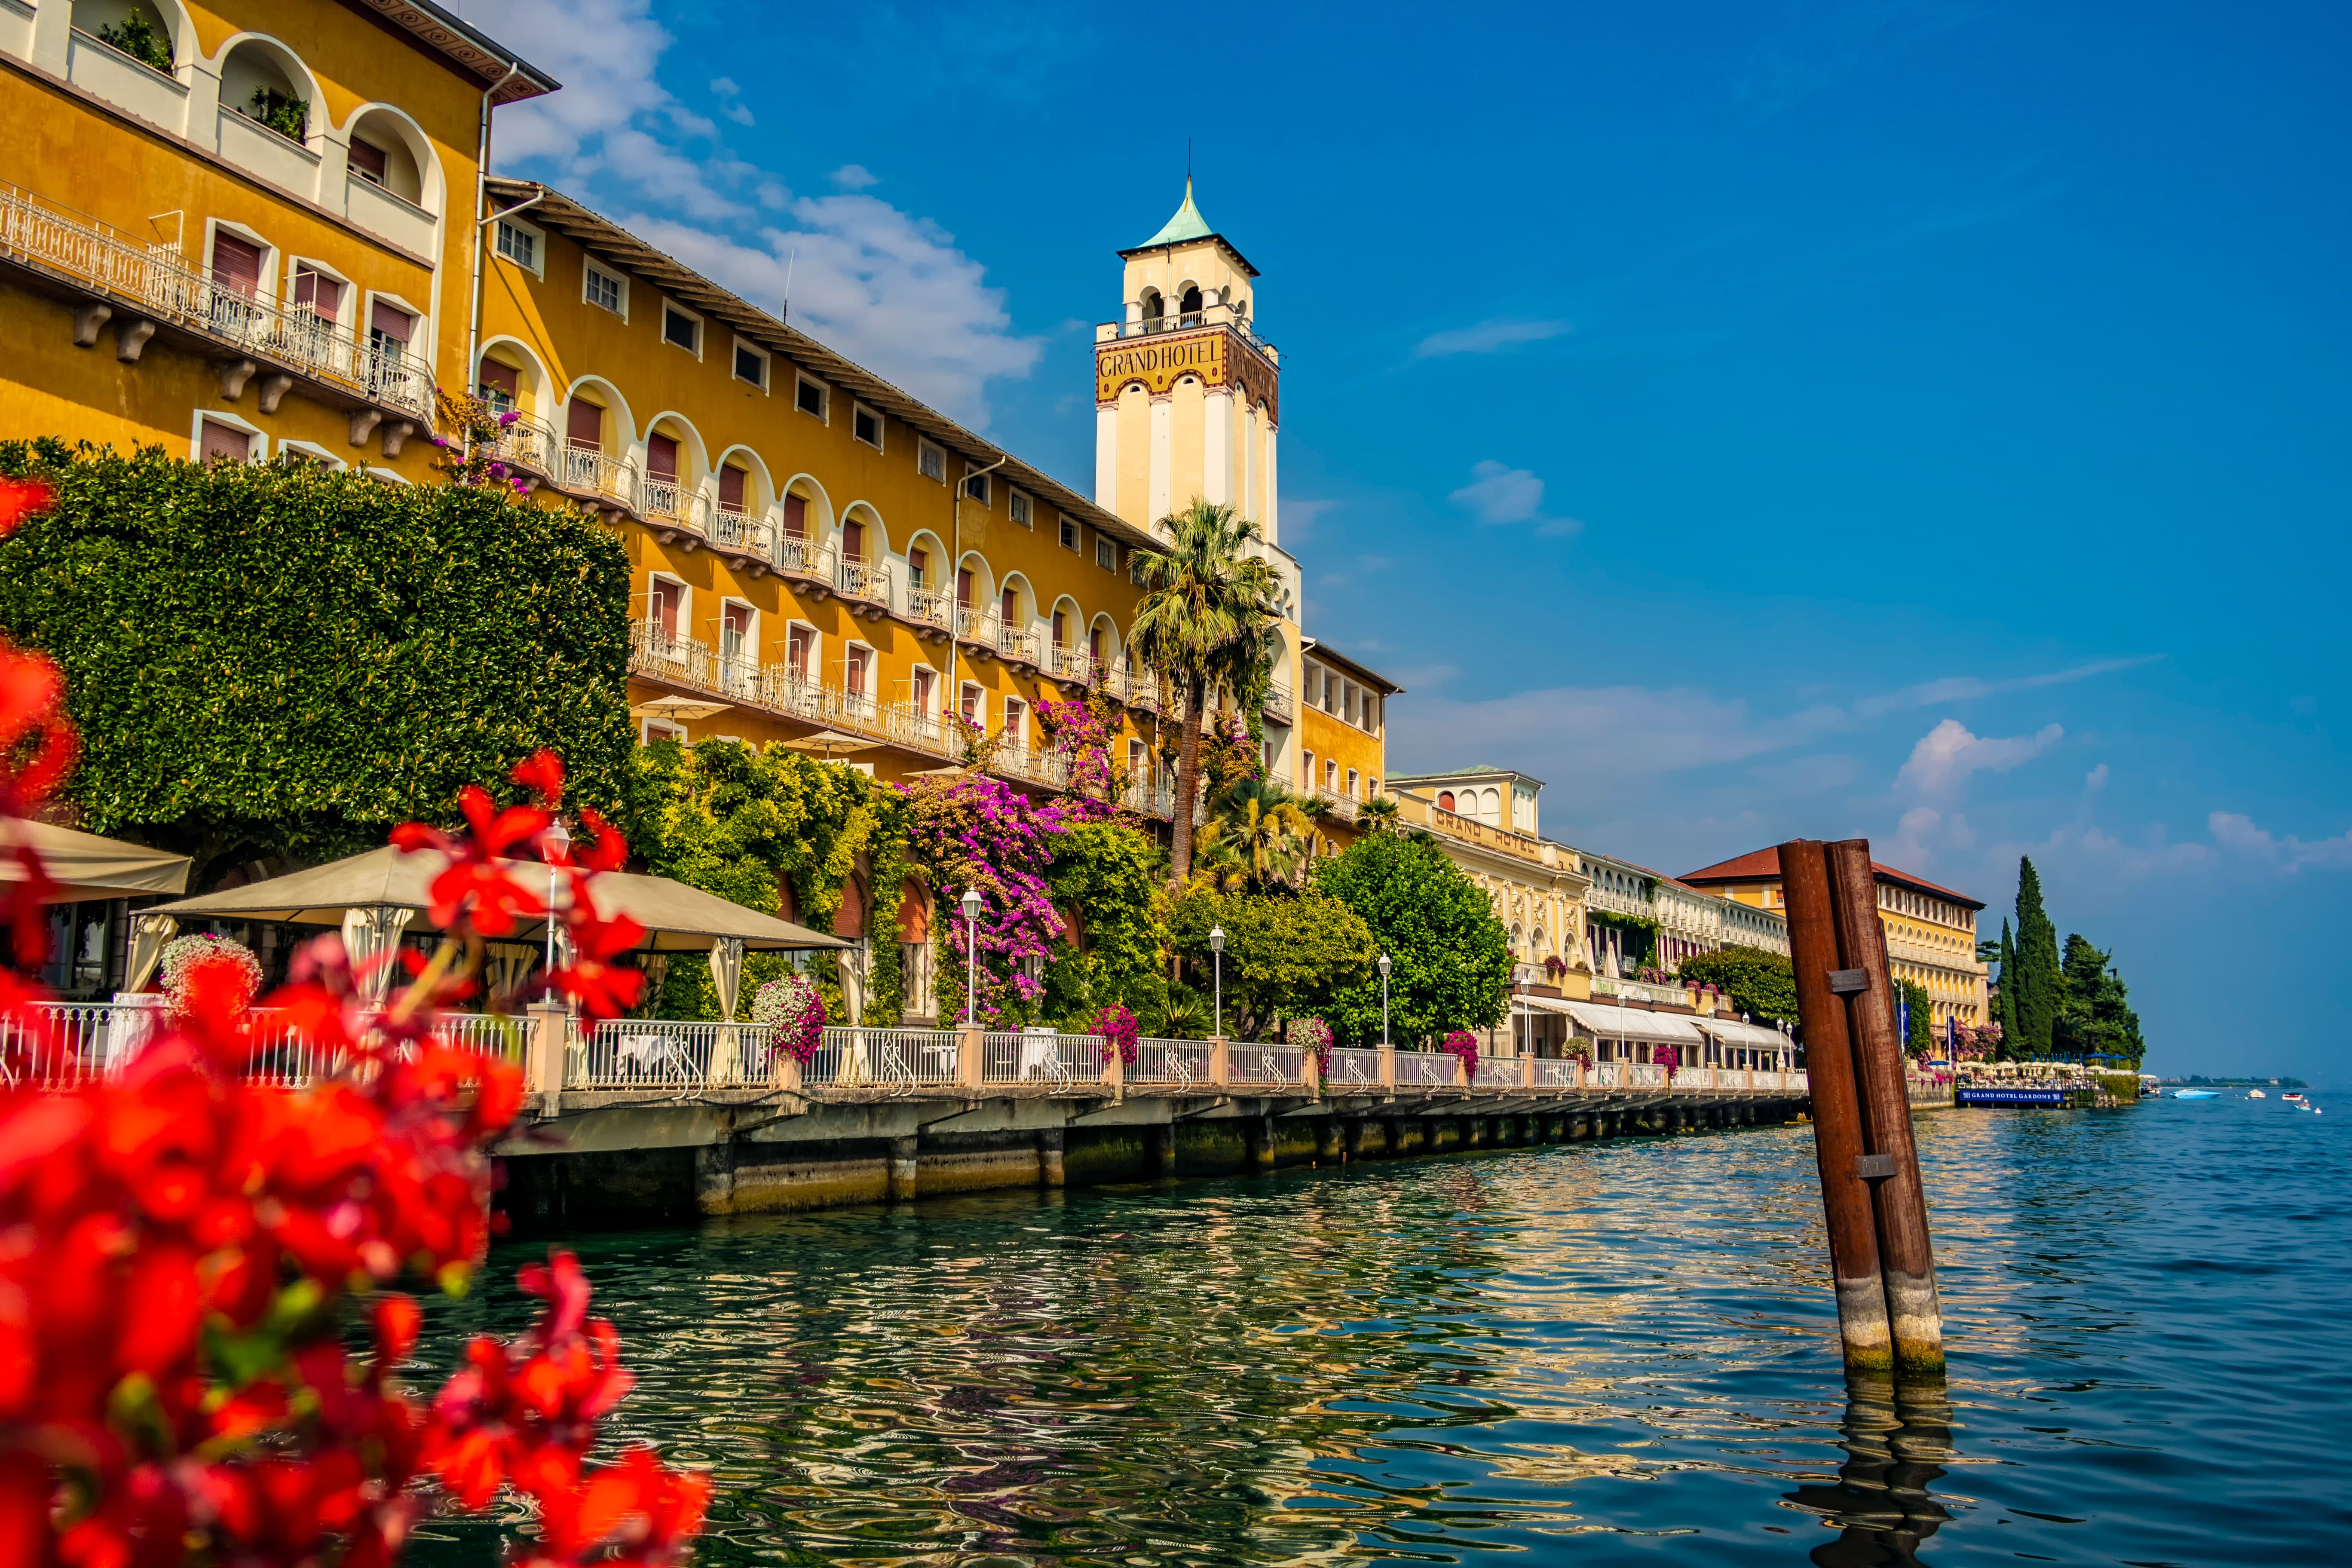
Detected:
[
  {"left": 1179, "top": 285, "right": 1203, "bottom": 326},
  {"left": 1139, "top": 289, "right": 1164, "bottom": 333}
]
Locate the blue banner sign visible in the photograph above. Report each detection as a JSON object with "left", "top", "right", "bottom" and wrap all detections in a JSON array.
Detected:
[{"left": 1957, "top": 1087, "right": 2071, "bottom": 1107}]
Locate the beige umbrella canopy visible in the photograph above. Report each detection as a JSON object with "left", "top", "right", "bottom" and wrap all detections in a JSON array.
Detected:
[
  {"left": 1, "top": 822, "right": 192, "bottom": 902},
  {"left": 781, "top": 729, "right": 876, "bottom": 758},
  {"left": 142, "top": 844, "right": 847, "bottom": 952}
]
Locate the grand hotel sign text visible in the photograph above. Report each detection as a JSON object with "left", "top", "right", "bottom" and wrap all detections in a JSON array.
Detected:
[{"left": 1096, "top": 327, "right": 1277, "bottom": 420}]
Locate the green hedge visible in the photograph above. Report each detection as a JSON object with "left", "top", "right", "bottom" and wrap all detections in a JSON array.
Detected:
[{"left": 0, "top": 443, "right": 634, "bottom": 881}]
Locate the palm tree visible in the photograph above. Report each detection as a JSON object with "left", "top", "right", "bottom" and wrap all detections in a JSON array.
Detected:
[
  {"left": 1127, "top": 499, "right": 1283, "bottom": 885},
  {"left": 1354, "top": 796, "right": 1400, "bottom": 833},
  {"left": 1197, "top": 777, "right": 1316, "bottom": 893}
]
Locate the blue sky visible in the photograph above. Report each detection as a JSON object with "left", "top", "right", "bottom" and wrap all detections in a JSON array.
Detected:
[{"left": 459, "top": 1, "right": 2350, "bottom": 1083}]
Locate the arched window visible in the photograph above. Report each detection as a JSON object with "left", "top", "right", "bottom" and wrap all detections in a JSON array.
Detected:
[
  {"left": 1179, "top": 284, "right": 1203, "bottom": 326},
  {"left": 220, "top": 39, "right": 311, "bottom": 144},
  {"left": 1438, "top": 790, "right": 1455, "bottom": 812},
  {"left": 1139, "top": 289, "right": 1164, "bottom": 333}
]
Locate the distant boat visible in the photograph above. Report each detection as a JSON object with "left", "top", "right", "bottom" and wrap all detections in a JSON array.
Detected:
[
  {"left": 2285, "top": 1093, "right": 2307, "bottom": 1104},
  {"left": 2249, "top": 1089, "right": 2267, "bottom": 1099},
  {"left": 2173, "top": 1089, "right": 2219, "bottom": 1100}
]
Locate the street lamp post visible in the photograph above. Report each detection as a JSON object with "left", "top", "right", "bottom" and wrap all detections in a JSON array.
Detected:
[
  {"left": 539, "top": 818, "right": 572, "bottom": 984},
  {"left": 1210, "top": 926, "right": 1225, "bottom": 1039},
  {"left": 1378, "top": 953, "right": 1391, "bottom": 1047},
  {"left": 960, "top": 887, "right": 983, "bottom": 1028}
]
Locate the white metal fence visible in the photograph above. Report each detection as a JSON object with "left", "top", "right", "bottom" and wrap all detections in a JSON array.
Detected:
[
  {"left": 1131, "top": 1035, "right": 1212, "bottom": 1087},
  {"left": 0, "top": 1003, "right": 526, "bottom": 1090},
  {"left": 1228, "top": 1041, "right": 1307, "bottom": 1087},
  {"left": 805, "top": 1027, "right": 962, "bottom": 1089},
  {"left": 980, "top": 1031, "right": 1106, "bottom": 1086},
  {"left": 1324, "top": 1046, "right": 1384, "bottom": 1088}
]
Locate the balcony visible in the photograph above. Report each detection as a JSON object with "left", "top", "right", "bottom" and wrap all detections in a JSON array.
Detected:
[
  {"left": 551, "top": 442, "right": 640, "bottom": 511},
  {"left": 0, "top": 180, "right": 436, "bottom": 428},
  {"left": 632, "top": 619, "right": 953, "bottom": 758},
  {"left": 836, "top": 557, "right": 890, "bottom": 615},
  {"left": 995, "top": 620, "right": 1039, "bottom": 665},
  {"left": 709, "top": 502, "right": 771, "bottom": 559},
  {"left": 903, "top": 585, "right": 952, "bottom": 636},
  {"left": 772, "top": 533, "right": 834, "bottom": 584},
  {"left": 637, "top": 478, "right": 707, "bottom": 542},
  {"left": 1308, "top": 787, "right": 1359, "bottom": 824},
  {"left": 1262, "top": 679, "right": 1293, "bottom": 725},
  {"left": 1043, "top": 646, "right": 1096, "bottom": 687}
]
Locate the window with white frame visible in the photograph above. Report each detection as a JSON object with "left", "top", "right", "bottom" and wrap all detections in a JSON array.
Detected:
[
  {"left": 732, "top": 338, "right": 769, "bottom": 390},
  {"left": 1008, "top": 489, "right": 1033, "bottom": 527},
  {"left": 795, "top": 374, "right": 827, "bottom": 420},
  {"left": 852, "top": 403, "right": 883, "bottom": 450},
  {"left": 962, "top": 468, "right": 990, "bottom": 505},
  {"left": 494, "top": 215, "right": 541, "bottom": 275},
  {"left": 918, "top": 439, "right": 946, "bottom": 483},
  {"left": 641, "top": 718, "right": 687, "bottom": 744},
  {"left": 195, "top": 414, "right": 260, "bottom": 464},
  {"left": 1095, "top": 535, "right": 1115, "bottom": 571},
  {"left": 661, "top": 302, "right": 701, "bottom": 355},
  {"left": 1001, "top": 695, "right": 1027, "bottom": 750},
  {"left": 276, "top": 441, "right": 341, "bottom": 472},
  {"left": 584, "top": 261, "right": 627, "bottom": 317},
  {"left": 1057, "top": 514, "right": 1078, "bottom": 550},
  {"left": 910, "top": 665, "right": 937, "bottom": 717},
  {"left": 783, "top": 622, "right": 816, "bottom": 684},
  {"left": 959, "top": 681, "right": 983, "bottom": 726}
]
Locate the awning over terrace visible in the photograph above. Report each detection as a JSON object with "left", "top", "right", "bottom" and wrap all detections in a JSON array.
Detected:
[
  {"left": 1692, "top": 1016, "right": 1793, "bottom": 1049},
  {"left": 2, "top": 823, "right": 192, "bottom": 901},
  {"left": 143, "top": 845, "right": 847, "bottom": 952},
  {"left": 1553, "top": 1000, "right": 1706, "bottom": 1045}
]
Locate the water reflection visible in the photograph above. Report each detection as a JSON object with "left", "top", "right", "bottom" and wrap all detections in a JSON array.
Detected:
[
  {"left": 1785, "top": 1378, "right": 1954, "bottom": 1567},
  {"left": 410, "top": 1102, "right": 2352, "bottom": 1565}
]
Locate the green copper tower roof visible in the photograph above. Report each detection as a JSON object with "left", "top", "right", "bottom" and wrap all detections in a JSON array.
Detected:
[
  {"left": 1137, "top": 178, "right": 1214, "bottom": 248},
  {"left": 1121, "top": 179, "right": 1259, "bottom": 276}
]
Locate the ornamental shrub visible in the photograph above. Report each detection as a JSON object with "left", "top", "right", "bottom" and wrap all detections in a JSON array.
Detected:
[
  {"left": 0, "top": 443, "right": 634, "bottom": 883},
  {"left": 1442, "top": 1029, "right": 1478, "bottom": 1079},
  {"left": 1090, "top": 1002, "right": 1139, "bottom": 1066},
  {"left": 1289, "top": 1014, "right": 1332, "bottom": 1078},
  {"left": 750, "top": 973, "right": 825, "bottom": 1063},
  {"left": 1654, "top": 1041, "right": 1680, "bottom": 1082},
  {"left": 159, "top": 931, "right": 261, "bottom": 1015}
]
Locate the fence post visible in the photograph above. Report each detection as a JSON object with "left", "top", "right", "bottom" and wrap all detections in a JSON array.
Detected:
[
  {"left": 525, "top": 1001, "right": 568, "bottom": 1110},
  {"left": 1102, "top": 1037, "right": 1124, "bottom": 1100},
  {"left": 1378, "top": 1045, "right": 1396, "bottom": 1089},
  {"left": 957, "top": 1026, "right": 985, "bottom": 1092},
  {"left": 1779, "top": 839, "right": 1896, "bottom": 1375},
  {"left": 1825, "top": 839, "right": 1946, "bottom": 1378},
  {"left": 770, "top": 1050, "right": 803, "bottom": 1093},
  {"left": 1454, "top": 1053, "right": 1470, "bottom": 1088},
  {"left": 1301, "top": 1046, "right": 1321, "bottom": 1096},
  {"left": 1521, "top": 1054, "right": 1537, "bottom": 1089},
  {"left": 1209, "top": 1036, "right": 1231, "bottom": 1090}
]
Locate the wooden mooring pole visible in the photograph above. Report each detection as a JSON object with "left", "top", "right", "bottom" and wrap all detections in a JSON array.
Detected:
[
  {"left": 1780, "top": 840, "right": 1894, "bottom": 1373},
  {"left": 1782, "top": 837, "right": 1945, "bottom": 1377}
]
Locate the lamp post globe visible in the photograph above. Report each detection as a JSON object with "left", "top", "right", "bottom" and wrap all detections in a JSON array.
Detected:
[
  {"left": 539, "top": 819, "right": 573, "bottom": 981},
  {"left": 959, "top": 888, "right": 984, "bottom": 1027}
]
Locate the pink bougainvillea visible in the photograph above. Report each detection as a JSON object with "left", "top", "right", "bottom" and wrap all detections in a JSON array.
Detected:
[
  {"left": 1091, "top": 1003, "right": 1138, "bottom": 1067},
  {"left": 752, "top": 973, "right": 826, "bottom": 1063},
  {"left": 1442, "top": 1029, "right": 1478, "bottom": 1080},
  {"left": 1289, "top": 1015, "right": 1332, "bottom": 1078},
  {"left": 1654, "top": 1042, "right": 1680, "bottom": 1082},
  {"left": 897, "top": 772, "right": 1071, "bottom": 1019}
]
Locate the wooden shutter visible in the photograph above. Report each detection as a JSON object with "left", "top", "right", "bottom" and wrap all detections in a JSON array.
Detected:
[
  {"left": 846, "top": 645, "right": 869, "bottom": 696},
  {"left": 198, "top": 420, "right": 252, "bottom": 463},
  {"left": 348, "top": 138, "right": 389, "bottom": 184},
  {"left": 478, "top": 359, "right": 519, "bottom": 401},
  {"left": 1000, "top": 588, "right": 1017, "bottom": 622},
  {"left": 566, "top": 399, "right": 602, "bottom": 451},
  {"left": 786, "top": 626, "right": 810, "bottom": 678},
  {"left": 907, "top": 547, "right": 928, "bottom": 585},
  {"left": 645, "top": 432, "right": 677, "bottom": 483},
  {"left": 291, "top": 265, "right": 341, "bottom": 322},
  {"left": 842, "top": 519, "right": 864, "bottom": 561},
  {"left": 718, "top": 466, "right": 745, "bottom": 512},
  {"left": 368, "top": 300, "right": 412, "bottom": 343},
  {"left": 650, "top": 580, "right": 677, "bottom": 637},
  {"left": 782, "top": 493, "right": 806, "bottom": 539},
  {"left": 956, "top": 568, "right": 972, "bottom": 606},
  {"left": 211, "top": 233, "right": 262, "bottom": 297}
]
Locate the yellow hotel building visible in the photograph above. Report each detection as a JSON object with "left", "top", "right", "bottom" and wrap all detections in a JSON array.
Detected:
[{"left": 0, "top": 0, "right": 1406, "bottom": 836}]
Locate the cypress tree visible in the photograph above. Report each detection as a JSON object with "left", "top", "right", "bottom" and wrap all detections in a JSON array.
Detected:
[
  {"left": 2012, "top": 857, "right": 2062, "bottom": 1059},
  {"left": 1996, "top": 918, "right": 2018, "bottom": 1057}
]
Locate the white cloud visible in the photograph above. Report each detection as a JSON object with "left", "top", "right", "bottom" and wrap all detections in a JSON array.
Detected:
[
  {"left": 1895, "top": 719, "right": 2063, "bottom": 800},
  {"left": 2207, "top": 812, "right": 2352, "bottom": 873},
  {"left": 452, "top": 0, "right": 1036, "bottom": 426},
  {"left": 830, "top": 163, "right": 880, "bottom": 190},
  {"left": 1412, "top": 317, "right": 1572, "bottom": 358},
  {"left": 2086, "top": 763, "right": 2109, "bottom": 791},
  {"left": 1280, "top": 497, "right": 1339, "bottom": 542},
  {"left": 1447, "top": 461, "right": 1582, "bottom": 538},
  {"left": 1852, "top": 657, "right": 2157, "bottom": 720}
]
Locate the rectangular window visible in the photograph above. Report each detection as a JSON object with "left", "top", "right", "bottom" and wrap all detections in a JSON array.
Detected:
[
  {"left": 956, "top": 567, "right": 974, "bottom": 606},
  {"left": 918, "top": 441, "right": 946, "bottom": 483},
  {"left": 720, "top": 603, "right": 750, "bottom": 662},
  {"left": 649, "top": 578, "right": 681, "bottom": 638},
  {"left": 585, "top": 263, "right": 625, "bottom": 316},
  {"left": 962, "top": 469, "right": 990, "bottom": 505},
  {"left": 478, "top": 357, "right": 519, "bottom": 412},
  {"left": 733, "top": 341, "right": 767, "bottom": 388},
  {"left": 291, "top": 264, "right": 341, "bottom": 322},
  {"left": 1347, "top": 769, "right": 1360, "bottom": 799},
  {"left": 1008, "top": 490, "right": 1033, "bottom": 527},
  {"left": 1058, "top": 515, "right": 1078, "bottom": 550},
  {"left": 198, "top": 419, "right": 254, "bottom": 463},
  {"left": 959, "top": 682, "right": 983, "bottom": 725},
  {"left": 786, "top": 624, "right": 813, "bottom": 680},
  {"left": 845, "top": 644, "right": 871, "bottom": 698},
  {"left": 662, "top": 304, "right": 700, "bottom": 354},
  {"left": 1129, "top": 552, "right": 1147, "bottom": 585},
  {"left": 911, "top": 666, "right": 936, "bottom": 715},
  {"left": 852, "top": 404, "right": 882, "bottom": 449},
  {"left": 795, "top": 376, "right": 827, "bottom": 420},
  {"left": 1129, "top": 739, "right": 1148, "bottom": 779},
  {"left": 495, "top": 219, "right": 538, "bottom": 272},
  {"left": 211, "top": 232, "right": 263, "bottom": 297},
  {"left": 1095, "top": 536, "right": 1115, "bottom": 571},
  {"left": 1002, "top": 696, "right": 1027, "bottom": 749},
  {"left": 842, "top": 517, "right": 865, "bottom": 562},
  {"left": 718, "top": 466, "right": 747, "bottom": 514},
  {"left": 907, "top": 547, "right": 929, "bottom": 587},
  {"left": 347, "top": 138, "right": 389, "bottom": 185},
  {"left": 782, "top": 493, "right": 807, "bottom": 539},
  {"left": 1364, "top": 695, "right": 1381, "bottom": 733},
  {"left": 567, "top": 399, "right": 603, "bottom": 452},
  {"left": 645, "top": 432, "right": 679, "bottom": 484}
]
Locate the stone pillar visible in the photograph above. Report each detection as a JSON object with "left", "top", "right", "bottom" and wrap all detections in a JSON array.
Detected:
[
  {"left": 1378, "top": 1046, "right": 1396, "bottom": 1088},
  {"left": 1245, "top": 1116, "right": 1276, "bottom": 1173},
  {"left": 1037, "top": 1128, "right": 1066, "bottom": 1189},
  {"left": 1467, "top": 1118, "right": 1488, "bottom": 1149},
  {"left": 1344, "top": 1119, "right": 1368, "bottom": 1160},
  {"left": 1209, "top": 1036, "right": 1231, "bottom": 1090},
  {"left": 1316, "top": 1119, "right": 1344, "bottom": 1162},
  {"left": 694, "top": 1141, "right": 736, "bottom": 1214},
  {"left": 526, "top": 1001, "right": 569, "bottom": 1112},
  {"left": 888, "top": 1135, "right": 920, "bottom": 1201},
  {"left": 957, "top": 1026, "right": 986, "bottom": 1091}
]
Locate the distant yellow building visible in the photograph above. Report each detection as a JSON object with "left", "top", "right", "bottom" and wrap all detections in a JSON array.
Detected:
[{"left": 1679, "top": 847, "right": 1988, "bottom": 1029}]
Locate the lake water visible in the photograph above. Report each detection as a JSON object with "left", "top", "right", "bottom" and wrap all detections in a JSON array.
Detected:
[{"left": 413, "top": 1094, "right": 2350, "bottom": 1566}]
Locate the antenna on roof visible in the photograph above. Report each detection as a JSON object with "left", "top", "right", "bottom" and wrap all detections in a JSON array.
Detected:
[{"left": 782, "top": 246, "right": 795, "bottom": 326}]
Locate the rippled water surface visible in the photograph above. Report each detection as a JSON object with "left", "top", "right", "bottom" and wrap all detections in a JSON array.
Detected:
[{"left": 414, "top": 1097, "right": 2350, "bottom": 1565}]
